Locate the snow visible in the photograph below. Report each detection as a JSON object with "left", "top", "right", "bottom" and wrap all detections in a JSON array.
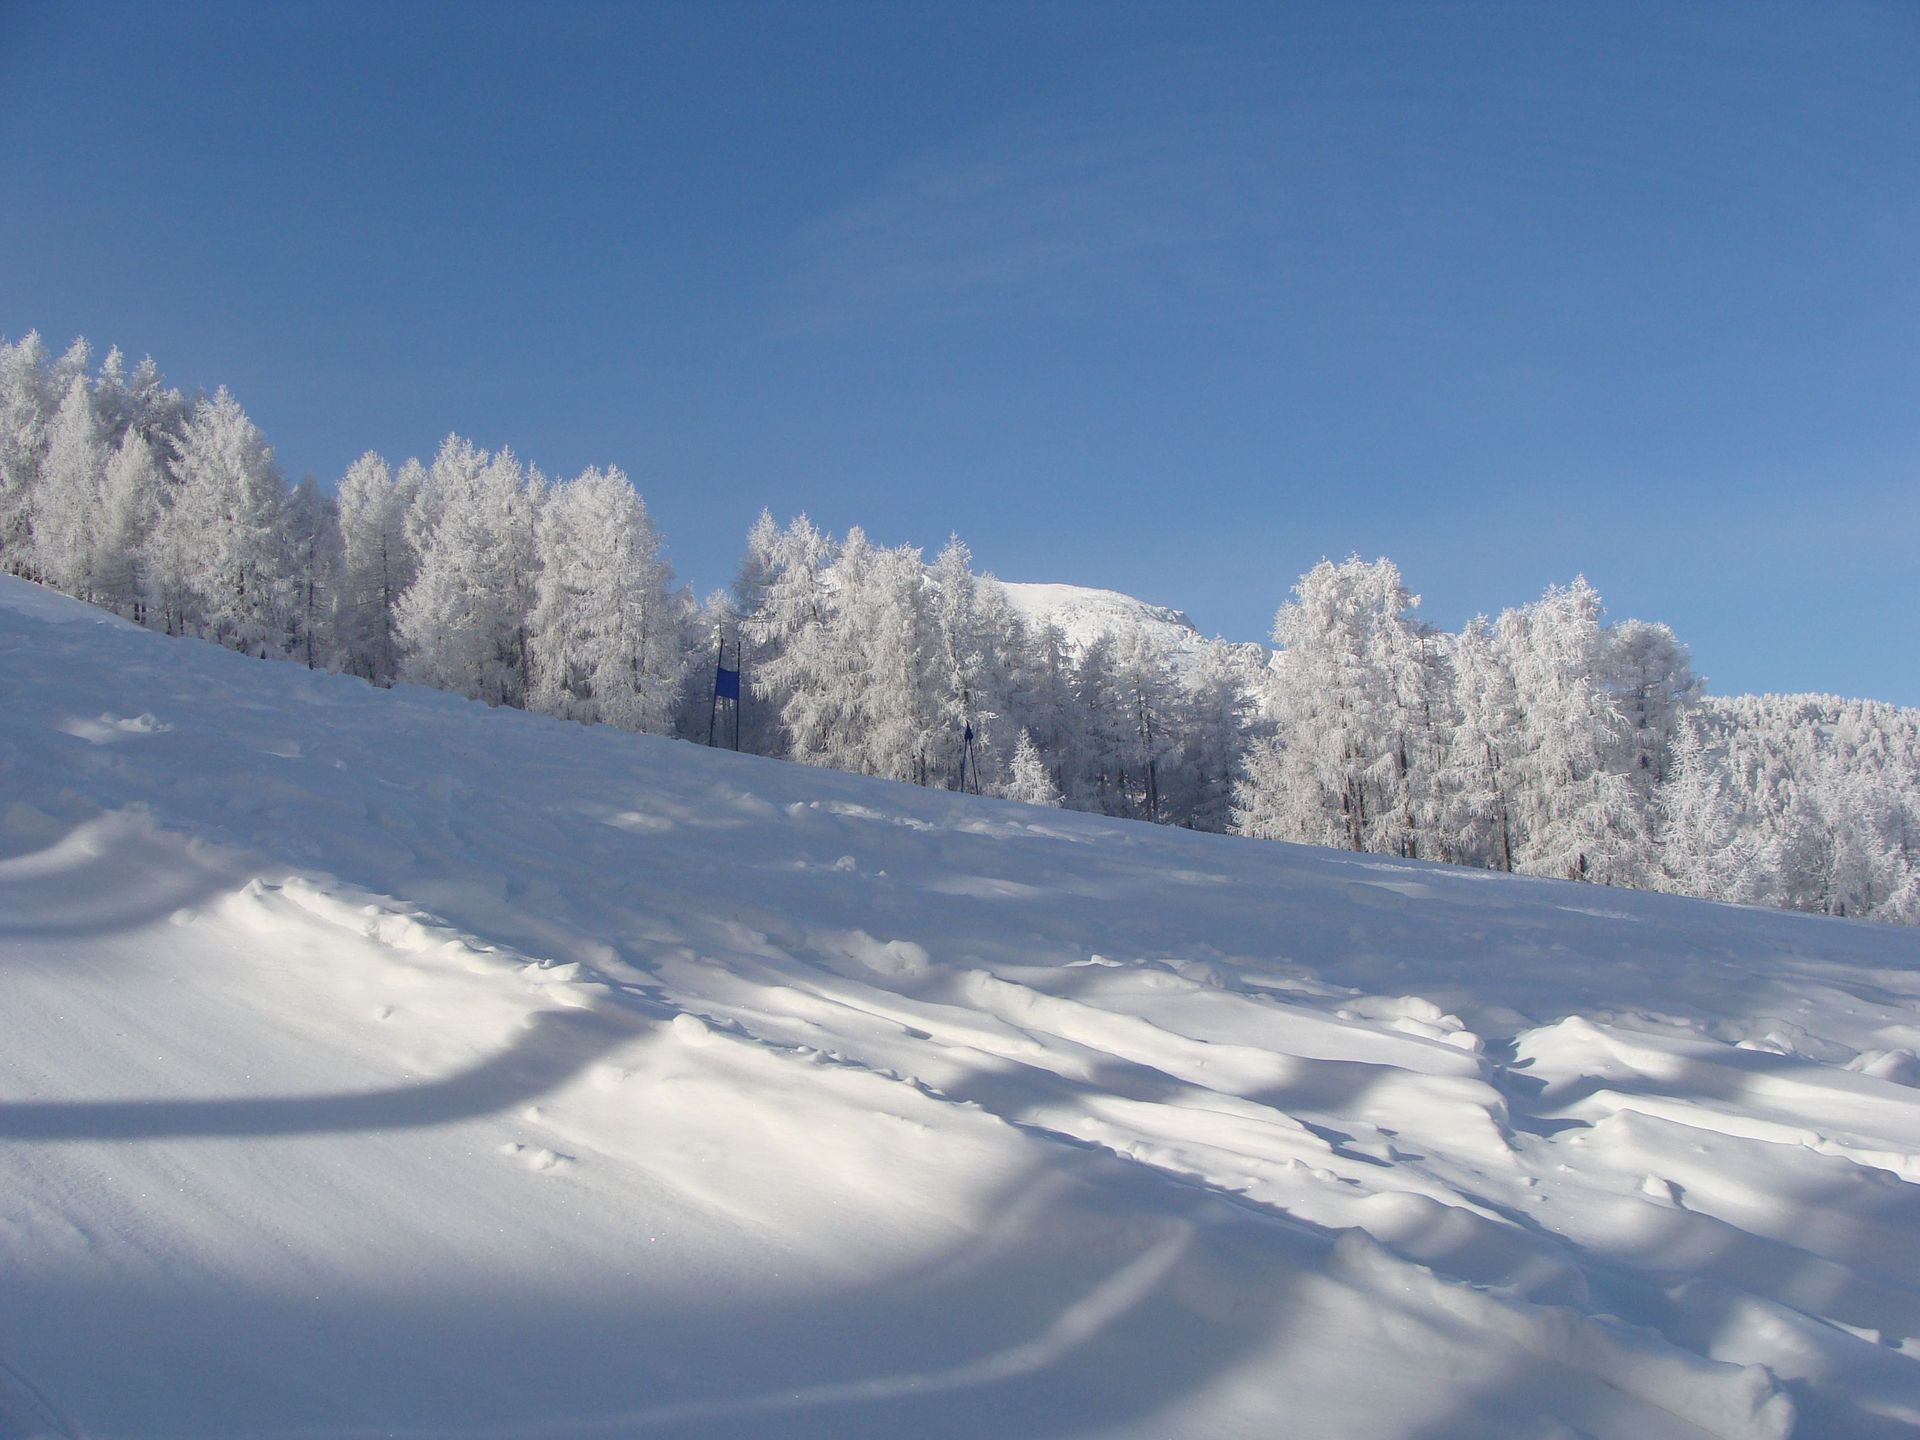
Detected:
[
  {"left": 3, "top": 574, "right": 1919, "bottom": 1439},
  {"left": 996, "top": 579, "right": 1222, "bottom": 658}
]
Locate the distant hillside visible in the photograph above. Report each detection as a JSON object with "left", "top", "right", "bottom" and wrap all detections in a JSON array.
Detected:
[{"left": 996, "top": 578, "right": 1269, "bottom": 677}]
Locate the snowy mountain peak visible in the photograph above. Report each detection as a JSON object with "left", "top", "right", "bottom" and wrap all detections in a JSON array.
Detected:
[
  {"left": 995, "top": 580, "right": 1224, "bottom": 656},
  {"left": 995, "top": 580, "right": 1201, "bottom": 642}
]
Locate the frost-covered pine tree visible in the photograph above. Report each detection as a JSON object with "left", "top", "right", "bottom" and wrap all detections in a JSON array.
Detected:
[
  {"left": 285, "top": 476, "right": 342, "bottom": 669},
  {"left": 1111, "top": 626, "right": 1177, "bottom": 822},
  {"left": 91, "top": 428, "right": 162, "bottom": 622},
  {"left": 743, "top": 513, "right": 836, "bottom": 760},
  {"left": 1655, "top": 713, "right": 1756, "bottom": 902},
  {"left": 1068, "top": 633, "right": 1133, "bottom": 815},
  {"left": 973, "top": 579, "right": 1032, "bottom": 751},
  {"left": 1770, "top": 752, "right": 1911, "bottom": 920},
  {"left": 857, "top": 539, "right": 935, "bottom": 783},
  {"left": 156, "top": 387, "right": 290, "bottom": 654},
  {"left": 1499, "top": 578, "right": 1649, "bottom": 885},
  {"left": 1013, "top": 618, "right": 1077, "bottom": 801},
  {"left": 733, "top": 509, "right": 781, "bottom": 629},
  {"left": 336, "top": 452, "right": 418, "bottom": 684},
  {"left": 47, "top": 337, "right": 91, "bottom": 406},
  {"left": 0, "top": 332, "right": 54, "bottom": 577},
  {"left": 923, "top": 536, "right": 1000, "bottom": 790},
  {"left": 1167, "top": 638, "right": 1256, "bottom": 832},
  {"left": 1234, "top": 557, "right": 1427, "bottom": 854},
  {"left": 762, "top": 526, "right": 931, "bottom": 783},
  {"left": 34, "top": 373, "right": 107, "bottom": 599},
  {"left": 1604, "top": 618, "right": 1700, "bottom": 809},
  {"left": 529, "top": 466, "right": 688, "bottom": 734},
  {"left": 91, "top": 347, "right": 137, "bottom": 445},
  {"left": 121, "top": 355, "right": 187, "bottom": 453},
  {"left": 1002, "top": 728, "right": 1064, "bottom": 807},
  {"left": 1442, "top": 617, "right": 1522, "bottom": 872},
  {"left": 398, "top": 442, "right": 541, "bottom": 707},
  {"left": 404, "top": 435, "right": 485, "bottom": 572}
]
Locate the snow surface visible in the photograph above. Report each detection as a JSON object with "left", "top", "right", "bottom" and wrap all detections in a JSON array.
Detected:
[{"left": 4, "top": 574, "right": 1920, "bottom": 1439}]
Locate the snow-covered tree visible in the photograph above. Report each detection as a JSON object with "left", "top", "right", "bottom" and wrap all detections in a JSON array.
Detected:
[
  {"left": 0, "top": 332, "right": 54, "bottom": 576},
  {"left": 1655, "top": 713, "right": 1756, "bottom": 902},
  {"left": 1067, "top": 633, "right": 1134, "bottom": 815},
  {"left": 923, "top": 536, "right": 1001, "bottom": 791},
  {"left": 121, "top": 354, "right": 187, "bottom": 451},
  {"left": 1002, "top": 728, "right": 1064, "bottom": 807},
  {"left": 1604, "top": 618, "right": 1700, "bottom": 809},
  {"left": 1111, "top": 626, "right": 1178, "bottom": 822},
  {"left": 529, "top": 465, "right": 688, "bottom": 734},
  {"left": 336, "top": 452, "right": 418, "bottom": 684},
  {"left": 285, "top": 476, "right": 342, "bottom": 669},
  {"left": 47, "top": 337, "right": 91, "bottom": 404},
  {"left": 91, "top": 427, "right": 162, "bottom": 622},
  {"left": 156, "top": 387, "right": 290, "bottom": 654},
  {"left": 1166, "top": 638, "right": 1256, "bottom": 832},
  {"left": 397, "top": 441, "right": 541, "bottom": 707},
  {"left": 1013, "top": 618, "right": 1078, "bottom": 800},
  {"left": 1234, "top": 557, "right": 1429, "bottom": 855},
  {"left": 91, "top": 347, "right": 137, "bottom": 445},
  {"left": 742, "top": 513, "right": 836, "bottom": 759},
  {"left": 1499, "top": 579, "right": 1649, "bottom": 885},
  {"left": 858, "top": 539, "right": 935, "bottom": 783},
  {"left": 1443, "top": 617, "right": 1521, "bottom": 872},
  {"left": 405, "top": 435, "right": 484, "bottom": 569},
  {"left": 34, "top": 373, "right": 107, "bottom": 599}
]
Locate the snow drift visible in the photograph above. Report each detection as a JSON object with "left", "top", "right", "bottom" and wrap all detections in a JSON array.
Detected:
[{"left": 2, "top": 575, "right": 1918, "bottom": 1439}]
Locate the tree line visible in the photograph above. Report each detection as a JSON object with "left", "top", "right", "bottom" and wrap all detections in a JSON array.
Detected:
[{"left": 3, "top": 332, "right": 1913, "bottom": 925}]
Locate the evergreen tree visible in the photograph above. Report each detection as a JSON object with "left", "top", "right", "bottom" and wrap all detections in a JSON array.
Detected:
[
  {"left": 1499, "top": 579, "right": 1649, "bottom": 884},
  {"left": 744, "top": 514, "right": 836, "bottom": 759},
  {"left": 1168, "top": 638, "right": 1255, "bottom": 832},
  {"left": 91, "top": 427, "right": 162, "bottom": 622},
  {"left": 1014, "top": 618, "right": 1078, "bottom": 801},
  {"left": 1234, "top": 557, "right": 1427, "bottom": 854},
  {"left": 1003, "top": 728, "right": 1064, "bottom": 807},
  {"left": 0, "top": 332, "right": 53, "bottom": 576},
  {"left": 397, "top": 442, "right": 541, "bottom": 707},
  {"left": 335, "top": 452, "right": 417, "bottom": 684},
  {"left": 1604, "top": 618, "right": 1700, "bottom": 809},
  {"left": 1067, "top": 633, "right": 1133, "bottom": 815},
  {"left": 529, "top": 466, "right": 687, "bottom": 734},
  {"left": 1655, "top": 714, "right": 1756, "bottom": 902},
  {"left": 285, "top": 476, "right": 342, "bottom": 669},
  {"left": 35, "top": 373, "right": 107, "bottom": 599},
  {"left": 923, "top": 536, "right": 1000, "bottom": 790},
  {"left": 158, "top": 387, "right": 290, "bottom": 655},
  {"left": 1443, "top": 617, "right": 1521, "bottom": 871},
  {"left": 1112, "top": 627, "right": 1177, "bottom": 822}
]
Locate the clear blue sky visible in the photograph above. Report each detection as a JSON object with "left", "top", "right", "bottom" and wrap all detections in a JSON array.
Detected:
[{"left": 4, "top": 1, "right": 1916, "bottom": 703}]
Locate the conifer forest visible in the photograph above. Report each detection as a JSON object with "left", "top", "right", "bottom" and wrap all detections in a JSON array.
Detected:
[{"left": 5, "top": 332, "right": 1914, "bottom": 924}]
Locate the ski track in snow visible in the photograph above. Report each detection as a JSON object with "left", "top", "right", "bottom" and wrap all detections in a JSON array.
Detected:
[{"left": 2, "top": 576, "right": 1919, "bottom": 1438}]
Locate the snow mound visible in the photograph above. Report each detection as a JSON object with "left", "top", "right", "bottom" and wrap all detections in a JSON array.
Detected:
[{"left": 5, "top": 575, "right": 1920, "bottom": 1438}]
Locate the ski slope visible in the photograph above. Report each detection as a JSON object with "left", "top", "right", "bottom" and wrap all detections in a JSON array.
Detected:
[{"left": 3, "top": 574, "right": 1919, "bottom": 1439}]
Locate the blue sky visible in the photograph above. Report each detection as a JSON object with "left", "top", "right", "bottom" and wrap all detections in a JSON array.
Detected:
[{"left": 3, "top": 1, "right": 1916, "bottom": 702}]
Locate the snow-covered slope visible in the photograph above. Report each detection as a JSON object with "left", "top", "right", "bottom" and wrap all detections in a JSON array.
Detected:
[
  {"left": 998, "top": 576, "right": 1266, "bottom": 665},
  {"left": 5, "top": 574, "right": 1920, "bottom": 1439},
  {"left": 995, "top": 581, "right": 1215, "bottom": 655}
]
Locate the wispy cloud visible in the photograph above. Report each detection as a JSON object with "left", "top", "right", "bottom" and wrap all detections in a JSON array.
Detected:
[{"left": 772, "top": 100, "right": 1274, "bottom": 334}]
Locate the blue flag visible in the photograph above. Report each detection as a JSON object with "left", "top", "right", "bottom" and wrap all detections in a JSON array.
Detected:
[{"left": 714, "top": 665, "right": 741, "bottom": 700}]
